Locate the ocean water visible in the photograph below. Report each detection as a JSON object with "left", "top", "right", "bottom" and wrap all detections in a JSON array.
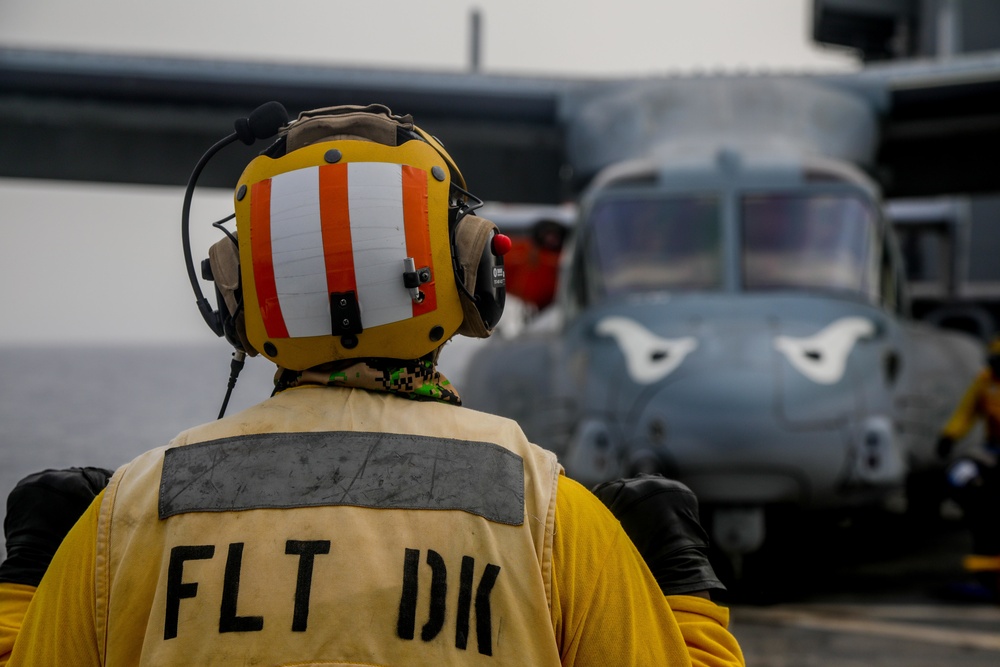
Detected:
[{"left": 0, "top": 338, "right": 481, "bottom": 559}]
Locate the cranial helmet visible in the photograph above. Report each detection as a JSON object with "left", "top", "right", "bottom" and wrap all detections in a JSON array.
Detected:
[{"left": 205, "top": 104, "right": 507, "bottom": 371}]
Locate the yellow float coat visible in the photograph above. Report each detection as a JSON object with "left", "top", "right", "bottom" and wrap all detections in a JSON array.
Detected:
[
  {"left": 942, "top": 368, "right": 1000, "bottom": 442},
  {"left": 1, "top": 385, "right": 744, "bottom": 666}
]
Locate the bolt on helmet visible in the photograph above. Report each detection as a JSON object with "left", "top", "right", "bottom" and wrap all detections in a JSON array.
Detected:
[{"left": 207, "top": 104, "right": 507, "bottom": 371}]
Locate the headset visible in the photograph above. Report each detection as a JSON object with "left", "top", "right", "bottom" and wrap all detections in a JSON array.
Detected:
[
  {"left": 181, "top": 101, "right": 288, "bottom": 343},
  {"left": 181, "top": 102, "right": 508, "bottom": 417}
]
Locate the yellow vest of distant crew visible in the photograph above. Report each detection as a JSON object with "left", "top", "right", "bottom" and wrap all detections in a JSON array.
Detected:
[{"left": 94, "top": 386, "right": 563, "bottom": 666}]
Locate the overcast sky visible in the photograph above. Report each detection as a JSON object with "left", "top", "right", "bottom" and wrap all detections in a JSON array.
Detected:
[{"left": 0, "top": 0, "right": 860, "bottom": 345}]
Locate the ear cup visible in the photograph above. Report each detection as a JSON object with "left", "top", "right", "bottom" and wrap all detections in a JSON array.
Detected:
[
  {"left": 206, "top": 237, "right": 258, "bottom": 356},
  {"left": 471, "top": 229, "right": 506, "bottom": 329},
  {"left": 453, "top": 214, "right": 506, "bottom": 337}
]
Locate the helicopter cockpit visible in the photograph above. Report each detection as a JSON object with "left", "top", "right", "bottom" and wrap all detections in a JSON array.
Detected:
[{"left": 580, "top": 189, "right": 881, "bottom": 305}]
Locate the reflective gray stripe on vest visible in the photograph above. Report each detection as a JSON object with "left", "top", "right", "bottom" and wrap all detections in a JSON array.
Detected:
[{"left": 158, "top": 431, "right": 525, "bottom": 525}]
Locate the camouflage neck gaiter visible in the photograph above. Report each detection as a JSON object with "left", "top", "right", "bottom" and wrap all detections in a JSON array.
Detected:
[{"left": 274, "top": 358, "right": 461, "bottom": 406}]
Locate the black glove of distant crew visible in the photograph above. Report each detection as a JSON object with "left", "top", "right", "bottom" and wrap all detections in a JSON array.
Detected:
[
  {"left": 593, "top": 474, "right": 725, "bottom": 597},
  {"left": 936, "top": 435, "right": 955, "bottom": 460},
  {"left": 0, "top": 467, "right": 114, "bottom": 587}
]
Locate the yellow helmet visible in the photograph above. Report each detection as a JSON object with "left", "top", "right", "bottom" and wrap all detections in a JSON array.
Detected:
[{"left": 206, "top": 104, "right": 507, "bottom": 371}]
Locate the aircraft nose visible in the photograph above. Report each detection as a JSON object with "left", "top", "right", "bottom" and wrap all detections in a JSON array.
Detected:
[
  {"left": 620, "top": 321, "right": 866, "bottom": 507},
  {"left": 628, "top": 368, "right": 842, "bottom": 505},
  {"left": 577, "top": 306, "right": 891, "bottom": 505}
]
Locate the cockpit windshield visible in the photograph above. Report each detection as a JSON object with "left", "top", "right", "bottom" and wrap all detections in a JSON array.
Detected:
[
  {"left": 587, "top": 195, "right": 722, "bottom": 297},
  {"left": 742, "top": 193, "right": 875, "bottom": 295}
]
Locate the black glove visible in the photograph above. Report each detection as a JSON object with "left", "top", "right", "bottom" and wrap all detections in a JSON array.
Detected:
[
  {"left": 592, "top": 474, "right": 725, "bottom": 597},
  {"left": 0, "top": 467, "right": 114, "bottom": 586},
  {"left": 937, "top": 435, "right": 955, "bottom": 460}
]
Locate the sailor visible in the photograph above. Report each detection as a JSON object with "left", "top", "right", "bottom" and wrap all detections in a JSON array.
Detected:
[
  {"left": 0, "top": 103, "right": 744, "bottom": 665},
  {"left": 936, "top": 336, "right": 1000, "bottom": 602}
]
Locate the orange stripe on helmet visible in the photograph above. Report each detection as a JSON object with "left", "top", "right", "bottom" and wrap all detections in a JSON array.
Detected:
[
  {"left": 402, "top": 165, "right": 436, "bottom": 317},
  {"left": 250, "top": 178, "right": 289, "bottom": 339},
  {"left": 319, "top": 163, "right": 357, "bottom": 299}
]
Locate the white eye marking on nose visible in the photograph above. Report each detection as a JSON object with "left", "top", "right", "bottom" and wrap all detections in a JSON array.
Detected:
[
  {"left": 773, "top": 317, "right": 874, "bottom": 384},
  {"left": 596, "top": 316, "right": 698, "bottom": 384}
]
